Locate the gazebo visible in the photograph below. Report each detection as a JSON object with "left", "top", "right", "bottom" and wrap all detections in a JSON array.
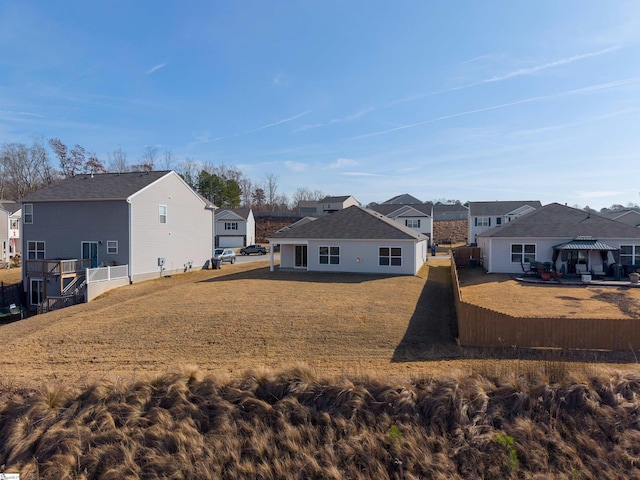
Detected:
[{"left": 552, "top": 236, "right": 619, "bottom": 276}]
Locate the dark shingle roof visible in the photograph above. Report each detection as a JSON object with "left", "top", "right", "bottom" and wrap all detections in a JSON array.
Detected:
[
  {"left": 0, "top": 200, "right": 20, "bottom": 214},
  {"left": 216, "top": 207, "right": 251, "bottom": 220},
  {"left": 478, "top": 203, "right": 640, "bottom": 239},
  {"left": 270, "top": 205, "right": 427, "bottom": 241},
  {"left": 20, "top": 171, "right": 173, "bottom": 202},
  {"left": 369, "top": 203, "right": 432, "bottom": 217},
  {"left": 382, "top": 193, "right": 423, "bottom": 204},
  {"left": 469, "top": 200, "right": 542, "bottom": 216},
  {"left": 318, "top": 195, "right": 354, "bottom": 204}
]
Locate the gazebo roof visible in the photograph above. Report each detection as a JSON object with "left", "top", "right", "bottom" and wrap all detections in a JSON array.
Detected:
[{"left": 553, "top": 236, "right": 619, "bottom": 251}]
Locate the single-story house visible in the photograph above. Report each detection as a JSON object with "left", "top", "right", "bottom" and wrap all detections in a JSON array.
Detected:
[
  {"left": 20, "top": 170, "right": 216, "bottom": 309},
  {"left": 468, "top": 200, "right": 542, "bottom": 245},
  {"left": 268, "top": 205, "right": 428, "bottom": 275},
  {"left": 477, "top": 203, "right": 640, "bottom": 275},
  {"left": 215, "top": 207, "right": 255, "bottom": 247}
]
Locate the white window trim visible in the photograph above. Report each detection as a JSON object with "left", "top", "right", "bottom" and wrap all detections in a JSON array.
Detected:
[
  {"left": 30, "top": 278, "right": 44, "bottom": 306},
  {"left": 510, "top": 243, "right": 536, "bottom": 264},
  {"left": 107, "top": 240, "right": 118, "bottom": 255},
  {"left": 225, "top": 222, "right": 239, "bottom": 231},
  {"left": 27, "top": 240, "right": 45, "bottom": 260},
  {"left": 318, "top": 245, "right": 340, "bottom": 265},
  {"left": 620, "top": 244, "right": 640, "bottom": 265},
  {"left": 159, "top": 205, "right": 167, "bottom": 224},
  {"left": 23, "top": 204, "right": 33, "bottom": 224},
  {"left": 379, "top": 246, "right": 402, "bottom": 267}
]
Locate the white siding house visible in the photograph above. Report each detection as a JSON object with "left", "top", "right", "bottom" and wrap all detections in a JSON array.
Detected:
[
  {"left": 0, "top": 201, "right": 21, "bottom": 263},
  {"left": 468, "top": 201, "right": 542, "bottom": 245},
  {"left": 215, "top": 208, "right": 255, "bottom": 247},
  {"left": 269, "top": 206, "right": 428, "bottom": 275}
]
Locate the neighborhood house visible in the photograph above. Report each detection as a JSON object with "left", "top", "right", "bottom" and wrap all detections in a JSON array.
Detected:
[
  {"left": 215, "top": 207, "right": 255, "bottom": 248},
  {"left": 269, "top": 205, "right": 428, "bottom": 275},
  {"left": 468, "top": 200, "right": 542, "bottom": 245},
  {"left": 477, "top": 203, "right": 640, "bottom": 276},
  {"left": 20, "top": 171, "right": 216, "bottom": 310}
]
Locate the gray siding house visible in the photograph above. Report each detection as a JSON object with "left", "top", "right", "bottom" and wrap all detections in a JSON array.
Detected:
[
  {"left": 269, "top": 205, "right": 428, "bottom": 275},
  {"left": 215, "top": 207, "right": 255, "bottom": 247},
  {"left": 21, "top": 171, "right": 216, "bottom": 309}
]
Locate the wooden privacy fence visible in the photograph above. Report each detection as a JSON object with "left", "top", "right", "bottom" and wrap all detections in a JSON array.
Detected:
[{"left": 451, "top": 259, "right": 640, "bottom": 351}]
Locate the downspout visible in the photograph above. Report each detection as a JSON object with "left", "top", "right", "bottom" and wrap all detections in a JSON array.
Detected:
[{"left": 127, "top": 199, "right": 133, "bottom": 283}]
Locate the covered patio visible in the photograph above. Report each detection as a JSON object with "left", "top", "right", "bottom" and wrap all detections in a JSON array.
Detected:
[{"left": 552, "top": 236, "right": 620, "bottom": 278}]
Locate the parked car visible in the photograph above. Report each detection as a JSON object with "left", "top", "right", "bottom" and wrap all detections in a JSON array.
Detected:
[
  {"left": 213, "top": 248, "right": 236, "bottom": 264},
  {"left": 240, "top": 245, "right": 268, "bottom": 255}
]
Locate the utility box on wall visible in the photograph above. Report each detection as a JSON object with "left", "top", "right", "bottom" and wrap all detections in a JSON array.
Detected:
[{"left": 158, "top": 257, "right": 165, "bottom": 267}]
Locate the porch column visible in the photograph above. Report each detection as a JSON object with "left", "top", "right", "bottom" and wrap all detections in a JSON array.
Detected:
[{"left": 270, "top": 242, "right": 274, "bottom": 272}]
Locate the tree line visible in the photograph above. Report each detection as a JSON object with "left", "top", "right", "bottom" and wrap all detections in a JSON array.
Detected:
[{"left": 0, "top": 137, "right": 324, "bottom": 210}]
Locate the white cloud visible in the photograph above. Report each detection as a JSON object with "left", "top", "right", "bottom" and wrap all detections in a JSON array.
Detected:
[
  {"left": 330, "top": 158, "right": 358, "bottom": 169},
  {"left": 246, "top": 110, "right": 311, "bottom": 134},
  {"left": 577, "top": 190, "right": 625, "bottom": 198},
  {"left": 284, "top": 160, "right": 306, "bottom": 172},
  {"left": 295, "top": 107, "right": 374, "bottom": 132},
  {"left": 147, "top": 63, "right": 168, "bottom": 75}
]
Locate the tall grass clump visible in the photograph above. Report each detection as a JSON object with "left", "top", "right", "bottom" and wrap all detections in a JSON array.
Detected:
[{"left": 2, "top": 367, "right": 640, "bottom": 478}]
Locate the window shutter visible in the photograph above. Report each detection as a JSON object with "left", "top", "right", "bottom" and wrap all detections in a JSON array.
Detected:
[
  {"left": 417, "top": 219, "right": 420, "bottom": 227},
  {"left": 474, "top": 218, "right": 477, "bottom": 226},
  {"left": 488, "top": 218, "right": 491, "bottom": 226}
]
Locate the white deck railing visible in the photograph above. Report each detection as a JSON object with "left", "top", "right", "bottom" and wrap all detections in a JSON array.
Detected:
[{"left": 86, "top": 264, "right": 129, "bottom": 284}]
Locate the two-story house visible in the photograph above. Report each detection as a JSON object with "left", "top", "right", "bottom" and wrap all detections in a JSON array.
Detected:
[
  {"left": 0, "top": 200, "right": 21, "bottom": 264},
  {"left": 215, "top": 207, "right": 255, "bottom": 247},
  {"left": 316, "top": 195, "right": 360, "bottom": 215},
  {"left": 20, "top": 171, "right": 216, "bottom": 309},
  {"left": 468, "top": 201, "right": 542, "bottom": 245}
]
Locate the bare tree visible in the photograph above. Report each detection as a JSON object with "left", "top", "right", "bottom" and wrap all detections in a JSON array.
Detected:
[
  {"left": 107, "top": 148, "right": 129, "bottom": 173},
  {"left": 175, "top": 158, "right": 200, "bottom": 188},
  {"left": 1, "top": 139, "right": 55, "bottom": 199},
  {"left": 239, "top": 177, "right": 253, "bottom": 207},
  {"left": 264, "top": 173, "right": 278, "bottom": 209},
  {"left": 84, "top": 153, "right": 107, "bottom": 174},
  {"left": 161, "top": 150, "right": 175, "bottom": 170},
  {"left": 292, "top": 187, "right": 325, "bottom": 205}
]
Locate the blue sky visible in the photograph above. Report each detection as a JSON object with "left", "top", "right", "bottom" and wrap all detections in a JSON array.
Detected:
[{"left": 1, "top": 1, "right": 639, "bottom": 209}]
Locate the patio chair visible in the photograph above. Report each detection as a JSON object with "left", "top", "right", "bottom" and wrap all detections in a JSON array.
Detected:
[
  {"left": 591, "top": 264, "right": 606, "bottom": 278},
  {"left": 520, "top": 262, "right": 533, "bottom": 276},
  {"left": 576, "top": 264, "right": 588, "bottom": 275}
]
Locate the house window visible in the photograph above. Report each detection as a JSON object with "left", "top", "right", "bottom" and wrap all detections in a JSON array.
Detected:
[
  {"left": 225, "top": 222, "right": 238, "bottom": 230},
  {"left": 511, "top": 243, "right": 536, "bottom": 263},
  {"left": 379, "top": 247, "right": 402, "bottom": 266},
  {"left": 496, "top": 217, "right": 502, "bottom": 226},
  {"left": 319, "top": 246, "right": 340, "bottom": 265},
  {"left": 23, "top": 204, "right": 33, "bottom": 224},
  {"left": 620, "top": 245, "right": 640, "bottom": 265},
  {"left": 405, "top": 219, "right": 420, "bottom": 228},
  {"left": 27, "top": 241, "right": 45, "bottom": 260},
  {"left": 107, "top": 241, "right": 118, "bottom": 254},
  {"left": 10, "top": 219, "right": 19, "bottom": 230},
  {"left": 159, "top": 205, "right": 167, "bottom": 224},
  {"left": 475, "top": 217, "right": 490, "bottom": 227}
]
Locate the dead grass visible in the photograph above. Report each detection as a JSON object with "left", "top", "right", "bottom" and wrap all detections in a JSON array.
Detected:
[
  {"left": 458, "top": 266, "right": 640, "bottom": 319},
  {"left": 2, "top": 258, "right": 639, "bottom": 389},
  {"left": 3, "top": 367, "right": 640, "bottom": 479}
]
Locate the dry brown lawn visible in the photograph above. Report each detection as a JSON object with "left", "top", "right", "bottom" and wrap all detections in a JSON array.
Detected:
[
  {"left": 458, "top": 267, "right": 640, "bottom": 319},
  {"left": 1, "top": 257, "right": 639, "bottom": 389}
]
